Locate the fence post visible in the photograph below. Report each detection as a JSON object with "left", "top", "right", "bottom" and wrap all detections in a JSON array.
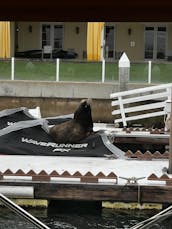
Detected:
[
  {"left": 168, "top": 86, "right": 172, "bottom": 174},
  {"left": 11, "top": 57, "right": 14, "bottom": 80},
  {"left": 118, "top": 52, "right": 130, "bottom": 91},
  {"left": 101, "top": 58, "right": 105, "bottom": 82},
  {"left": 148, "top": 60, "right": 152, "bottom": 84},
  {"left": 56, "top": 58, "right": 59, "bottom": 82}
]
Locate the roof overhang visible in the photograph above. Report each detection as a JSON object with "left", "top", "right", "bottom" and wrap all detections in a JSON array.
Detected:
[{"left": 1, "top": 0, "right": 172, "bottom": 21}]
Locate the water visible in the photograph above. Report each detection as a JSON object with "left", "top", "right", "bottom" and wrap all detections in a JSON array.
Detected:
[{"left": 0, "top": 205, "right": 158, "bottom": 229}]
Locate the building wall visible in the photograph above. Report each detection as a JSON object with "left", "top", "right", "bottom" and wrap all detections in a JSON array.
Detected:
[
  {"left": 17, "top": 22, "right": 41, "bottom": 51},
  {"left": 116, "top": 23, "right": 145, "bottom": 61},
  {"left": 16, "top": 22, "right": 87, "bottom": 59},
  {"left": 15, "top": 22, "right": 172, "bottom": 61},
  {"left": 64, "top": 22, "right": 87, "bottom": 59}
]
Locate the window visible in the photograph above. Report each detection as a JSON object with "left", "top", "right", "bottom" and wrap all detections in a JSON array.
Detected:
[
  {"left": 144, "top": 27, "right": 154, "bottom": 59},
  {"left": 105, "top": 26, "right": 115, "bottom": 58},
  {"left": 157, "top": 27, "right": 166, "bottom": 59},
  {"left": 42, "top": 25, "right": 51, "bottom": 47},
  {"left": 144, "top": 26, "right": 166, "bottom": 60},
  {"left": 41, "top": 24, "right": 63, "bottom": 50},
  {"left": 54, "top": 25, "right": 63, "bottom": 49}
]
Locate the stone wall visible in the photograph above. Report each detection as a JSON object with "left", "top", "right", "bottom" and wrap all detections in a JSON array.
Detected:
[{"left": 0, "top": 80, "right": 150, "bottom": 123}]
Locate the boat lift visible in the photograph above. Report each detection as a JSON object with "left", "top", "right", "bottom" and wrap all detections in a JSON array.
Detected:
[{"left": 0, "top": 193, "right": 50, "bottom": 229}]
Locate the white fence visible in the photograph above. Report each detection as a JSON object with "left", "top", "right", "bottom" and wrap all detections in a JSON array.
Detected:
[
  {"left": 110, "top": 83, "right": 172, "bottom": 127},
  {"left": 8, "top": 57, "right": 155, "bottom": 83},
  {"left": 10, "top": 57, "right": 106, "bottom": 83}
]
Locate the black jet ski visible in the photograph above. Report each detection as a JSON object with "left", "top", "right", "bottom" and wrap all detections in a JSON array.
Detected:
[{"left": 0, "top": 107, "right": 125, "bottom": 158}]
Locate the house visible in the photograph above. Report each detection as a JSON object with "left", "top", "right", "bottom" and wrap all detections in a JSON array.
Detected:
[{"left": 9, "top": 22, "right": 172, "bottom": 62}]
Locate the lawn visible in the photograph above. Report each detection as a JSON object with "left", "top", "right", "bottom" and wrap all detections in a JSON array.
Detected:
[{"left": 0, "top": 59, "right": 172, "bottom": 83}]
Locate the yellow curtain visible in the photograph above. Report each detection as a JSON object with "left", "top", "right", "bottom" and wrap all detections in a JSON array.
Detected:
[
  {"left": 0, "top": 22, "right": 10, "bottom": 58},
  {"left": 87, "top": 22, "right": 104, "bottom": 61}
]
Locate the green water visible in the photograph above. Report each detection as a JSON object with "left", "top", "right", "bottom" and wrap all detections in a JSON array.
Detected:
[{"left": 0, "top": 207, "right": 159, "bottom": 229}]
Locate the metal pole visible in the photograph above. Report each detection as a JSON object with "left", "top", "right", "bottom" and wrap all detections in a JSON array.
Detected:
[
  {"left": 0, "top": 193, "right": 50, "bottom": 229},
  {"left": 131, "top": 205, "right": 172, "bottom": 229},
  {"left": 168, "top": 86, "right": 172, "bottom": 173},
  {"left": 148, "top": 60, "right": 151, "bottom": 84},
  {"left": 56, "top": 58, "right": 59, "bottom": 82},
  {"left": 11, "top": 57, "right": 14, "bottom": 80},
  {"left": 100, "top": 24, "right": 105, "bottom": 83},
  {"left": 102, "top": 58, "right": 105, "bottom": 82}
]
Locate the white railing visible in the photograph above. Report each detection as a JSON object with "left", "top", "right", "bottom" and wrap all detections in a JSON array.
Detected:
[
  {"left": 110, "top": 83, "right": 172, "bottom": 127},
  {"left": 0, "top": 192, "right": 50, "bottom": 229},
  {"left": 9, "top": 57, "right": 106, "bottom": 82},
  {"left": 3, "top": 57, "right": 171, "bottom": 83}
]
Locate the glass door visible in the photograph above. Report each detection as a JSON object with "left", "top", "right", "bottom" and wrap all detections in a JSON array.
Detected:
[
  {"left": 144, "top": 27, "right": 154, "bottom": 59},
  {"left": 41, "top": 24, "right": 63, "bottom": 50},
  {"left": 54, "top": 25, "right": 63, "bottom": 50},
  {"left": 105, "top": 26, "right": 115, "bottom": 58},
  {"left": 156, "top": 27, "right": 166, "bottom": 59},
  {"left": 144, "top": 26, "right": 166, "bottom": 60},
  {"left": 42, "top": 24, "right": 51, "bottom": 47}
]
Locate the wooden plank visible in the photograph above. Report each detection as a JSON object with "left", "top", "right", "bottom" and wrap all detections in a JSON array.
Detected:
[
  {"left": 110, "top": 83, "right": 171, "bottom": 98},
  {"left": 111, "top": 92, "right": 168, "bottom": 107},
  {"left": 32, "top": 176, "right": 50, "bottom": 181},
  {"left": 1, "top": 180, "right": 172, "bottom": 204},
  {"left": 115, "top": 111, "right": 165, "bottom": 123},
  {"left": 166, "top": 180, "right": 172, "bottom": 186},
  {"left": 114, "top": 137, "right": 169, "bottom": 145},
  {"left": 112, "top": 101, "right": 165, "bottom": 115},
  {"left": 34, "top": 184, "right": 172, "bottom": 203},
  {"left": 141, "top": 185, "right": 172, "bottom": 203},
  {"left": 34, "top": 183, "right": 138, "bottom": 201},
  {"left": 80, "top": 177, "right": 98, "bottom": 183},
  {"left": 118, "top": 96, "right": 127, "bottom": 126}
]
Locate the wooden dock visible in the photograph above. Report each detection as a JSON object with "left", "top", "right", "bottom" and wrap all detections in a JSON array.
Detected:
[
  {"left": 1, "top": 179, "right": 172, "bottom": 204},
  {"left": 0, "top": 155, "right": 172, "bottom": 205},
  {"left": 0, "top": 84, "right": 172, "bottom": 209}
]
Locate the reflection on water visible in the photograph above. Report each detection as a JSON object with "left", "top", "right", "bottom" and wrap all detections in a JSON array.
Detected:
[
  {"left": 0, "top": 204, "right": 159, "bottom": 229},
  {"left": 44, "top": 209, "right": 148, "bottom": 229}
]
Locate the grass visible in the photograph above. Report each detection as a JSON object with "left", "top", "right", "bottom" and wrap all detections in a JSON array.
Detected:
[
  {"left": 59, "top": 62, "right": 102, "bottom": 82},
  {"left": 0, "top": 59, "right": 172, "bottom": 83},
  {"left": 15, "top": 60, "right": 56, "bottom": 81},
  {"left": 0, "top": 60, "right": 56, "bottom": 81}
]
